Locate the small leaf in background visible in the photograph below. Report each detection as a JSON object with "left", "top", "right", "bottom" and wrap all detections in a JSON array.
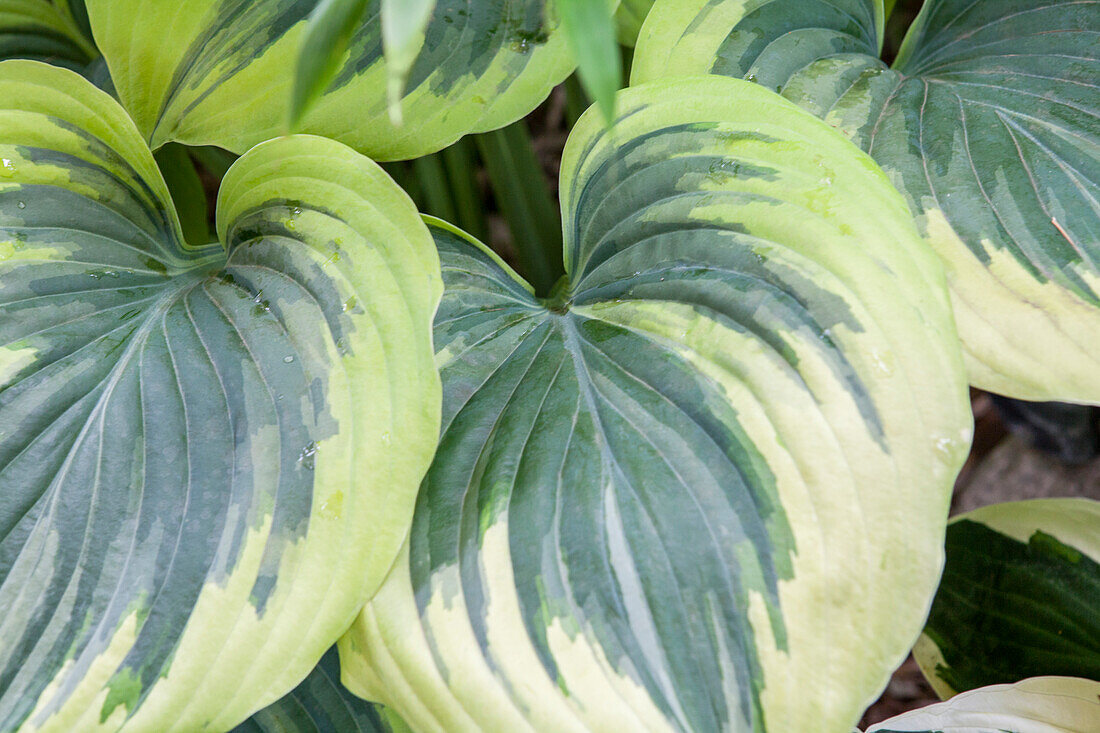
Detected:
[
  {"left": 234, "top": 647, "right": 410, "bottom": 733},
  {"left": 558, "top": 0, "right": 621, "bottom": 123},
  {"left": 290, "top": 0, "right": 369, "bottom": 129},
  {"left": 381, "top": 0, "right": 436, "bottom": 125},
  {"left": 154, "top": 143, "right": 212, "bottom": 246},
  {"left": 914, "top": 499, "right": 1100, "bottom": 699},
  {"left": 864, "top": 677, "right": 1100, "bottom": 732},
  {"left": 884, "top": 0, "right": 898, "bottom": 19}
]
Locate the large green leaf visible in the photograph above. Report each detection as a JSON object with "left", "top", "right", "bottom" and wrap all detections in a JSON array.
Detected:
[
  {"left": 634, "top": 0, "right": 1100, "bottom": 403},
  {"left": 84, "top": 0, "right": 576, "bottom": 160},
  {"left": 0, "top": 0, "right": 96, "bottom": 69},
  {"left": 234, "top": 648, "right": 410, "bottom": 733},
  {"left": 913, "top": 498, "right": 1100, "bottom": 699},
  {"left": 337, "top": 76, "right": 972, "bottom": 733},
  {"left": 0, "top": 60, "right": 441, "bottom": 731},
  {"left": 865, "top": 676, "right": 1100, "bottom": 733}
]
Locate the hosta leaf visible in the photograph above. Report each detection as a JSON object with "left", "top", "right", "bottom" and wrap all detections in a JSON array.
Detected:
[
  {"left": 85, "top": 0, "right": 575, "bottom": 160},
  {"left": 234, "top": 648, "right": 410, "bottom": 733},
  {"left": 0, "top": 0, "right": 97, "bottom": 70},
  {"left": 0, "top": 60, "right": 441, "bottom": 731},
  {"left": 338, "top": 76, "right": 972, "bottom": 733},
  {"left": 865, "top": 676, "right": 1100, "bottom": 733},
  {"left": 914, "top": 499, "right": 1100, "bottom": 699},
  {"left": 615, "top": 0, "right": 653, "bottom": 46},
  {"left": 634, "top": 0, "right": 1100, "bottom": 403}
]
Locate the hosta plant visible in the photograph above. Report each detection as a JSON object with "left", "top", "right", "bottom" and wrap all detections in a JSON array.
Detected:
[
  {"left": 0, "top": 60, "right": 440, "bottom": 731},
  {"left": 1, "top": 0, "right": 1099, "bottom": 732},
  {"left": 635, "top": 0, "right": 1100, "bottom": 403}
]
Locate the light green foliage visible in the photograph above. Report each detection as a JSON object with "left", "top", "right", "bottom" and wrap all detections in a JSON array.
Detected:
[
  {"left": 85, "top": 0, "right": 576, "bottom": 160},
  {"left": 0, "top": 0, "right": 96, "bottom": 70},
  {"left": 559, "top": 0, "right": 621, "bottom": 122},
  {"left": 0, "top": 60, "right": 441, "bottom": 732},
  {"left": 339, "top": 76, "right": 971, "bottom": 733},
  {"left": 634, "top": 0, "right": 1100, "bottom": 403}
]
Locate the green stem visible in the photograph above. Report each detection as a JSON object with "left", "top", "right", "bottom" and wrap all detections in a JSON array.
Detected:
[
  {"left": 475, "top": 121, "right": 564, "bottom": 295},
  {"left": 441, "top": 138, "right": 488, "bottom": 242},
  {"left": 412, "top": 153, "right": 458, "bottom": 225}
]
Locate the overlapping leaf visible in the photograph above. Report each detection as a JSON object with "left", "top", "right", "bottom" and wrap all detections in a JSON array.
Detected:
[
  {"left": 338, "top": 76, "right": 972, "bottom": 733},
  {"left": 0, "top": 0, "right": 96, "bottom": 70},
  {"left": 914, "top": 498, "right": 1100, "bottom": 699},
  {"left": 234, "top": 648, "right": 409, "bottom": 733},
  {"left": 0, "top": 60, "right": 441, "bottom": 731},
  {"left": 635, "top": 0, "right": 1100, "bottom": 403},
  {"left": 84, "top": 0, "right": 576, "bottom": 160},
  {"left": 865, "top": 677, "right": 1100, "bottom": 732}
]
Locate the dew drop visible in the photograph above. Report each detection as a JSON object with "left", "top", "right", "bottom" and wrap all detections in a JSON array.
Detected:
[
  {"left": 342, "top": 296, "right": 358, "bottom": 313},
  {"left": 298, "top": 441, "right": 318, "bottom": 470},
  {"left": 16, "top": 201, "right": 25, "bottom": 209},
  {"left": 283, "top": 355, "right": 295, "bottom": 363}
]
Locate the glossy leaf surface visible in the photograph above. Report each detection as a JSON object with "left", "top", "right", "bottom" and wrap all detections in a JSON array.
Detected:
[
  {"left": 914, "top": 499, "right": 1100, "bottom": 699},
  {"left": 0, "top": 60, "right": 441, "bottom": 732},
  {"left": 635, "top": 0, "right": 1100, "bottom": 402},
  {"left": 339, "top": 76, "right": 972, "bottom": 733},
  {"left": 86, "top": 0, "right": 575, "bottom": 160}
]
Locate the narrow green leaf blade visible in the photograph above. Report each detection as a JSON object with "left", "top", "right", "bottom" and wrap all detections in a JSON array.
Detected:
[
  {"left": 381, "top": 0, "right": 435, "bottom": 124},
  {"left": 0, "top": 60, "right": 441, "bottom": 732},
  {"left": 559, "top": 0, "right": 621, "bottom": 122},
  {"left": 865, "top": 677, "right": 1100, "bottom": 733},
  {"left": 290, "top": 0, "right": 370, "bottom": 128},
  {"left": 915, "top": 498, "right": 1100, "bottom": 699},
  {"left": 340, "top": 77, "right": 971, "bottom": 733}
]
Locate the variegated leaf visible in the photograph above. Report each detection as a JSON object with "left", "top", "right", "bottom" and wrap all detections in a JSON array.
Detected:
[
  {"left": 85, "top": 0, "right": 576, "bottom": 160},
  {"left": 234, "top": 648, "right": 410, "bottom": 733},
  {"left": 865, "top": 676, "right": 1100, "bottom": 733},
  {"left": 338, "top": 76, "right": 972, "bottom": 733},
  {"left": 0, "top": 60, "right": 441, "bottom": 732},
  {"left": 914, "top": 498, "right": 1100, "bottom": 699},
  {"left": 0, "top": 0, "right": 96, "bottom": 70},
  {"left": 634, "top": 0, "right": 1100, "bottom": 403}
]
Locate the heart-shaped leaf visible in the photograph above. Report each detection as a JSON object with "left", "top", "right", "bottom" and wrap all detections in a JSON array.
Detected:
[
  {"left": 234, "top": 648, "right": 410, "bottom": 733},
  {"left": 0, "top": 60, "right": 441, "bottom": 731},
  {"left": 634, "top": 0, "right": 1100, "bottom": 403},
  {"left": 84, "top": 0, "right": 575, "bottom": 160},
  {"left": 865, "top": 676, "right": 1100, "bottom": 733},
  {"left": 338, "top": 76, "right": 972, "bottom": 733},
  {"left": 914, "top": 498, "right": 1100, "bottom": 699}
]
